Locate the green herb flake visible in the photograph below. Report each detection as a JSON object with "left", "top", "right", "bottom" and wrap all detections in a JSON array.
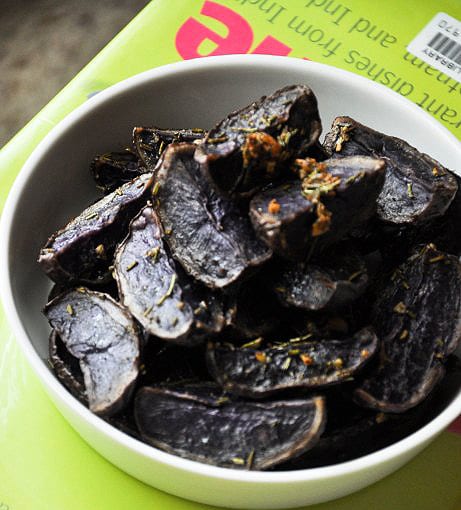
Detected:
[
  {"left": 348, "top": 269, "right": 365, "bottom": 282},
  {"left": 143, "top": 305, "right": 153, "bottom": 317},
  {"left": 152, "top": 182, "right": 161, "bottom": 196},
  {"left": 207, "top": 136, "right": 229, "bottom": 144},
  {"left": 246, "top": 449, "right": 255, "bottom": 469},
  {"left": 241, "top": 337, "right": 263, "bottom": 349},
  {"left": 145, "top": 246, "right": 160, "bottom": 262},
  {"left": 95, "top": 244, "right": 106, "bottom": 259},
  {"left": 85, "top": 212, "right": 98, "bottom": 221},
  {"left": 126, "top": 260, "right": 138, "bottom": 272},
  {"left": 230, "top": 127, "right": 257, "bottom": 133},
  {"left": 407, "top": 182, "right": 415, "bottom": 199},
  {"left": 281, "top": 357, "right": 291, "bottom": 370},
  {"left": 157, "top": 274, "right": 176, "bottom": 306},
  {"left": 393, "top": 301, "right": 407, "bottom": 314}
]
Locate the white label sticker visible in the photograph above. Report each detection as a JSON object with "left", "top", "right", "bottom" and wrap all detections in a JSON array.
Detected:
[{"left": 407, "top": 12, "right": 461, "bottom": 82}]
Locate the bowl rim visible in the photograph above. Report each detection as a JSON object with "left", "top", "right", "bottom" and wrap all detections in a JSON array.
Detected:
[{"left": 1, "top": 53, "right": 461, "bottom": 484}]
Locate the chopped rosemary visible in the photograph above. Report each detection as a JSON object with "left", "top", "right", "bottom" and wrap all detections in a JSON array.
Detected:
[
  {"left": 157, "top": 274, "right": 176, "bottom": 306},
  {"left": 152, "top": 182, "right": 161, "bottom": 196},
  {"left": 334, "top": 124, "right": 352, "bottom": 152},
  {"left": 95, "top": 243, "right": 106, "bottom": 259},
  {"left": 66, "top": 304, "right": 74, "bottom": 316},
  {"left": 85, "top": 212, "right": 98, "bottom": 221},
  {"left": 145, "top": 246, "right": 160, "bottom": 262},
  {"left": 230, "top": 126, "right": 257, "bottom": 133},
  {"left": 407, "top": 182, "right": 414, "bottom": 199},
  {"left": 126, "top": 260, "right": 138, "bottom": 271},
  {"left": 241, "top": 337, "right": 263, "bottom": 349},
  {"left": 399, "top": 329, "right": 409, "bottom": 340},
  {"left": 289, "top": 333, "right": 313, "bottom": 343},
  {"left": 429, "top": 254, "right": 445, "bottom": 263},
  {"left": 281, "top": 357, "right": 292, "bottom": 370},
  {"left": 143, "top": 305, "right": 153, "bottom": 317},
  {"left": 246, "top": 449, "right": 255, "bottom": 469},
  {"left": 393, "top": 301, "right": 407, "bottom": 314},
  {"left": 348, "top": 269, "right": 365, "bottom": 281},
  {"left": 231, "top": 457, "right": 245, "bottom": 465},
  {"left": 207, "top": 135, "right": 229, "bottom": 144}
]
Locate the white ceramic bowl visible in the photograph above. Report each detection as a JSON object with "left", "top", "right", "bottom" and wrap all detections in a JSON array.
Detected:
[{"left": 1, "top": 55, "right": 461, "bottom": 509}]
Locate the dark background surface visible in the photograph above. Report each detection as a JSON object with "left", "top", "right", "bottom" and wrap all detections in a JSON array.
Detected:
[{"left": 0, "top": 0, "right": 149, "bottom": 148}]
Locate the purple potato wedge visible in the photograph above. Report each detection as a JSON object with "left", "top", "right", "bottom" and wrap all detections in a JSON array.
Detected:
[
  {"left": 273, "top": 249, "right": 368, "bottom": 311},
  {"left": 354, "top": 244, "right": 461, "bottom": 413},
  {"left": 249, "top": 156, "right": 385, "bottom": 260},
  {"left": 155, "top": 143, "right": 271, "bottom": 288},
  {"left": 134, "top": 384, "right": 325, "bottom": 470},
  {"left": 49, "top": 329, "right": 86, "bottom": 405},
  {"left": 195, "top": 85, "right": 322, "bottom": 196},
  {"left": 114, "top": 205, "right": 225, "bottom": 344},
  {"left": 44, "top": 288, "right": 141, "bottom": 416},
  {"left": 323, "top": 116, "right": 458, "bottom": 225},
  {"left": 90, "top": 150, "right": 146, "bottom": 194},
  {"left": 224, "top": 277, "right": 281, "bottom": 340},
  {"left": 38, "top": 173, "right": 153, "bottom": 285},
  {"left": 133, "top": 126, "right": 206, "bottom": 170},
  {"left": 207, "top": 327, "right": 378, "bottom": 398}
]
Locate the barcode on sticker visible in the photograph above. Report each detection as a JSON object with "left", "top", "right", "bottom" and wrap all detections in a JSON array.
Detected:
[
  {"left": 407, "top": 12, "right": 461, "bottom": 82},
  {"left": 428, "top": 33, "right": 461, "bottom": 64}
]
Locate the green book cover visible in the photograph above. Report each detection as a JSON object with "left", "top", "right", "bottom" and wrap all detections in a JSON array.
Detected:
[{"left": 1, "top": 1, "right": 461, "bottom": 509}]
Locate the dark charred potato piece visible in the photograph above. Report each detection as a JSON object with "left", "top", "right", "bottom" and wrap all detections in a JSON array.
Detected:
[
  {"left": 90, "top": 150, "right": 145, "bottom": 194},
  {"left": 287, "top": 357, "right": 461, "bottom": 469},
  {"left": 195, "top": 85, "right": 322, "bottom": 195},
  {"left": 225, "top": 277, "right": 281, "bottom": 340},
  {"left": 134, "top": 385, "right": 325, "bottom": 470},
  {"left": 155, "top": 144, "right": 271, "bottom": 288},
  {"left": 300, "top": 141, "right": 329, "bottom": 162},
  {"left": 49, "top": 329, "right": 86, "bottom": 405},
  {"left": 207, "top": 327, "right": 378, "bottom": 397},
  {"left": 44, "top": 288, "right": 140, "bottom": 416},
  {"left": 323, "top": 117, "right": 458, "bottom": 225},
  {"left": 422, "top": 174, "right": 461, "bottom": 256},
  {"left": 133, "top": 127, "right": 206, "bottom": 169},
  {"left": 138, "top": 342, "right": 210, "bottom": 387},
  {"left": 114, "top": 206, "right": 225, "bottom": 343},
  {"left": 249, "top": 156, "right": 385, "bottom": 260},
  {"left": 354, "top": 244, "right": 461, "bottom": 413},
  {"left": 38, "top": 173, "right": 153, "bottom": 285},
  {"left": 273, "top": 250, "right": 368, "bottom": 311}
]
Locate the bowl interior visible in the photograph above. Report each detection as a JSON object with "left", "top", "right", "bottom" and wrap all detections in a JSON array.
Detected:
[{"left": 4, "top": 56, "right": 461, "bottom": 474}]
